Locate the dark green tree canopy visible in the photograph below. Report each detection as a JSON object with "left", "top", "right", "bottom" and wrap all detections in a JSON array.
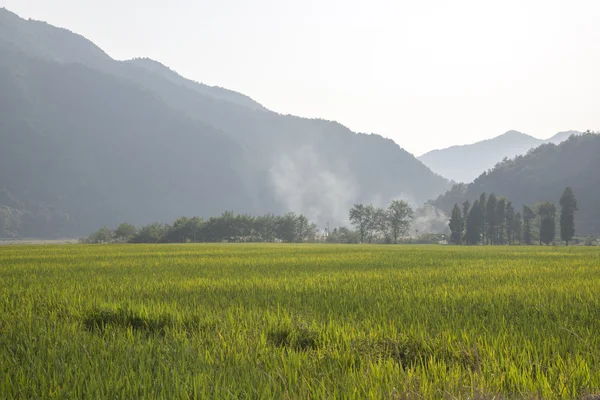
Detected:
[
  {"left": 449, "top": 204, "right": 463, "bottom": 245},
  {"left": 560, "top": 187, "right": 578, "bottom": 245}
]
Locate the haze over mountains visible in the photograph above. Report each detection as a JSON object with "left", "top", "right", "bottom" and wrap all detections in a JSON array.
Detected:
[
  {"left": 418, "top": 130, "right": 583, "bottom": 183},
  {"left": 0, "top": 8, "right": 450, "bottom": 237}
]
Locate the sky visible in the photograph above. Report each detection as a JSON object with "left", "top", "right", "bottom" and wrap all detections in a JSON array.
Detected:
[{"left": 2, "top": 0, "right": 599, "bottom": 155}]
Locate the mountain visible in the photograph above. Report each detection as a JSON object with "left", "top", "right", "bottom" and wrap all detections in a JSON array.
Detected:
[
  {"left": 547, "top": 130, "right": 582, "bottom": 144},
  {"left": 430, "top": 133, "right": 600, "bottom": 235},
  {"left": 125, "top": 58, "right": 267, "bottom": 111},
  {"left": 418, "top": 130, "right": 583, "bottom": 183},
  {"left": 0, "top": 8, "right": 449, "bottom": 237}
]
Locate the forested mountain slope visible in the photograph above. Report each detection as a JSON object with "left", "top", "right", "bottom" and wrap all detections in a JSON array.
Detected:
[
  {"left": 0, "top": 49, "right": 264, "bottom": 236},
  {"left": 0, "top": 8, "right": 449, "bottom": 237},
  {"left": 430, "top": 133, "right": 600, "bottom": 234},
  {"left": 419, "top": 130, "right": 582, "bottom": 183}
]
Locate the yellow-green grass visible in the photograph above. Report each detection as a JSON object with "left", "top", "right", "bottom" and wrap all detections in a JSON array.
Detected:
[{"left": 1, "top": 244, "right": 599, "bottom": 399}]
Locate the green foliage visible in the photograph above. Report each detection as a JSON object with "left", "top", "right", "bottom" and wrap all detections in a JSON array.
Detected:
[
  {"left": 538, "top": 202, "right": 557, "bottom": 245},
  {"left": 113, "top": 223, "right": 137, "bottom": 243},
  {"left": 495, "top": 198, "right": 506, "bottom": 244},
  {"left": 448, "top": 204, "right": 463, "bottom": 244},
  {"left": 486, "top": 194, "right": 498, "bottom": 245},
  {"left": 85, "top": 211, "right": 322, "bottom": 244},
  {"left": 129, "top": 223, "right": 168, "bottom": 244},
  {"left": 505, "top": 200, "right": 514, "bottom": 244},
  {"left": 326, "top": 227, "right": 360, "bottom": 244},
  {"left": 461, "top": 200, "right": 470, "bottom": 239},
  {"left": 350, "top": 201, "right": 414, "bottom": 244},
  {"left": 2, "top": 244, "right": 600, "bottom": 398},
  {"left": 82, "top": 226, "right": 114, "bottom": 244},
  {"left": 465, "top": 200, "right": 483, "bottom": 244},
  {"left": 511, "top": 211, "right": 523, "bottom": 245},
  {"left": 523, "top": 205, "right": 536, "bottom": 245},
  {"left": 560, "top": 187, "right": 578, "bottom": 245},
  {"left": 349, "top": 204, "right": 371, "bottom": 243},
  {"left": 387, "top": 200, "right": 414, "bottom": 244}
]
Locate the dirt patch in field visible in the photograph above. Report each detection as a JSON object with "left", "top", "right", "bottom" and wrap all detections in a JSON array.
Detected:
[
  {"left": 353, "top": 336, "right": 476, "bottom": 370},
  {"left": 83, "top": 307, "right": 212, "bottom": 337},
  {"left": 267, "top": 324, "right": 319, "bottom": 351}
]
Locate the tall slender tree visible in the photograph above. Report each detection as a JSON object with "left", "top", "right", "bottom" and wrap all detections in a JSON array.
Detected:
[
  {"left": 512, "top": 212, "right": 523, "bottom": 244},
  {"left": 449, "top": 204, "right": 464, "bottom": 244},
  {"left": 486, "top": 194, "right": 498, "bottom": 245},
  {"left": 505, "top": 201, "right": 514, "bottom": 244},
  {"left": 496, "top": 198, "right": 506, "bottom": 245},
  {"left": 523, "top": 205, "right": 536, "bottom": 245},
  {"left": 462, "top": 200, "right": 470, "bottom": 242},
  {"left": 465, "top": 200, "right": 483, "bottom": 245},
  {"left": 479, "top": 193, "right": 487, "bottom": 244},
  {"left": 559, "top": 187, "right": 578, "bottom": 246},
  {"left": 538, "top": 202, "right": 557, "bottom": 245}
]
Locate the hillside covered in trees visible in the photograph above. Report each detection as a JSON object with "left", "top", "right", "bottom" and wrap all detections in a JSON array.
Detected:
[
  {"left": 0, "top": 8, "right": 449, "bottom": 238},
  {"left": 431, "top": 132, "right": 600, "bottom": 235}
]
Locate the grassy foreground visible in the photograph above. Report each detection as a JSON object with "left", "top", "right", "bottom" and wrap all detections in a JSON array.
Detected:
[{"left": 0, "top": 244, "right": 599, "bottom": 399}]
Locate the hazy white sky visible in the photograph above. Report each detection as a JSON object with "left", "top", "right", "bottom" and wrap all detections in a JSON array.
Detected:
[{"left": 3, "top": 0, "right": 599, "bottom": 155}]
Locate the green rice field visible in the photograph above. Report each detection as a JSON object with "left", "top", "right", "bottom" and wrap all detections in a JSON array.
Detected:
[{"left": 1, "top": 244, "right": 599, "bottom": 399}]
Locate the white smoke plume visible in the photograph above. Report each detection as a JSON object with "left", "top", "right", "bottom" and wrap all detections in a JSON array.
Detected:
[
  {"left": 268, "top": 146, "right": 357, "bottom": 227},
  {"left": 411, "top": 204, "right": 450, "bottom": 235}
]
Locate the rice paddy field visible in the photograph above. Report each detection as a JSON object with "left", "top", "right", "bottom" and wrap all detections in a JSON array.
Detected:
[{"left": 1, "top": 244, "right": 599, "bottom": 399}]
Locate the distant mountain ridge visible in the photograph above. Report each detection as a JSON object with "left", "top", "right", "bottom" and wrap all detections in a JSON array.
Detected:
[
  {"left": 0, "top": 8, "right": 449, "bottom": 237},
  {"left": 125, "top": 58, "right": 267, "bottom": 111},
  {"left": 419, "top": 130, "right": 583, "bottom": 183}
]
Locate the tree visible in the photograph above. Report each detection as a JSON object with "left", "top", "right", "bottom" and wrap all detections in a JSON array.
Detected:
[
  {"left": 465, "top": 200, "right": 483, "bottom": 245},
  {"left": 479, "top": 193, "right": 487, "bottom": 243},
  {"left": 295, "top": 214, "right": 318, "bottom": 242},
  {"left": 449, "top": 204, "right": 463, "bottom": 244},
  {"left": 538, "top": 202, "right": 557, "bottom": 245},
  {"left": 349, "top": 204, "right": 370, "bottom": 243},
  {"left": 130, "top": 223, "right": 167, "bottom": 243},
  {"left": 364, "top": 205, "right": 377, "bottom": 243},
  {"left": 387, "top": 200, "right": 414, "bottom": 243},
  {"left": 496, "top": 198, "right": 506, "bottom": 245},
  {"left": 255, "top": 214, "right": 277, "bottom": 242},
  {"left": 162, "top": 217, "right": 204, "bottom": 243},
  {"left": 276, "top": 213, "right": 299, "bottom": 243},
  {"left": 372, "top": 207, "right": 391, "bottom": 243},
  {"left": 560, "top": 187, "right": 578, "bottom": 245},
  {"left": 505, "top": 201, "right": 514, "bottom": 244},
  {"left": 523, "top": 205, "right": 536, "bottom": 245},
  {"left": 204, "top": 211, "right": 237, "bottom": 242},
  {"left": 486, "top": 194, "right": 498, "bottom": 245},
  {"left": 326, "top": 227, "right": 359, "bottom": 244},
  {"left": 114, "top": 222, "right": 137, "bottom": 243},
  {"left": 510, "top": 211, "right": 523, "bottom": 245},
  {"left": 85, "top": 226, "right": 114, "bottom": 243},
  {"left": 462, "top": 200, "right": 470, "bottom": 241}
]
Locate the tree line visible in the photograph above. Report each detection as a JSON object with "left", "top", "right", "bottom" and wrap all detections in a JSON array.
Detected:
[
  {"left": 84, "top": 212, "right": 319, "bottom": 244},
  {"left": 84, "top": 200, "right": 417, "bottom": 245},
  {"left": 448, "top": 187, "right": 578, "bottom": 246}
]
